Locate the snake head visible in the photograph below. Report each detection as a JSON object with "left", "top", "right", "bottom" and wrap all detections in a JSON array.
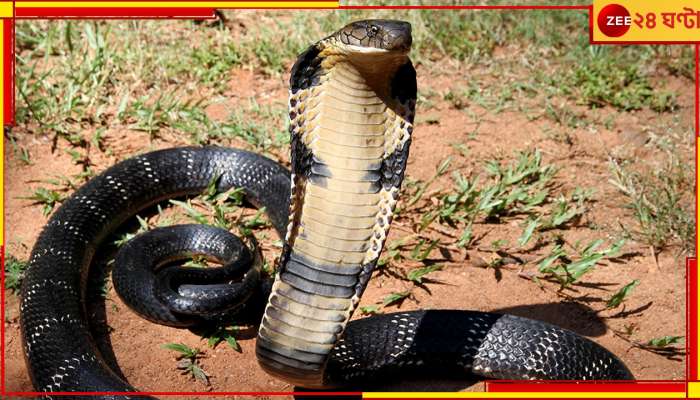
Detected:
[{"left": 335, "top": 19, "right": 412, "bottom": 53}]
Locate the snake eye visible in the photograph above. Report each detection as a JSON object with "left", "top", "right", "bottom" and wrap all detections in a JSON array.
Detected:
[{"left": 369, "top": 25, "right": 379, "bottom": 36}]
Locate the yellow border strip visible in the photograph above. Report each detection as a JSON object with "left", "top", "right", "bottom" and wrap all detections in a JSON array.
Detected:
[
  {"left": 0, "top": 2, "right": 12, "bottom": 17},
  {"left": 363, "top": 392, "right": 686, "bottom": 399},
  {"left": 689, "top": 382, "right": 700, "bottom": 398},
  {"left": 15, "top": 1, "right": 338, "bottom": 8}
]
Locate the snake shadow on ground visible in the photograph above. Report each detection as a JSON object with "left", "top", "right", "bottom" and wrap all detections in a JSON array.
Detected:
[{"left": 489, "top": 302, "right": 607, "bottom": 337}]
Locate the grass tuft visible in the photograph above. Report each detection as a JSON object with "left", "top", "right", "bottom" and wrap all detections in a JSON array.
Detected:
[
  {"left": 5, "top": 255, "right": 29, "bottom": 294},
  {"left": 162, "top": 343, "right": 210, "bottom": 385},
  {"left": 609, "top": 154, "right": 694, "bottom": 255}
]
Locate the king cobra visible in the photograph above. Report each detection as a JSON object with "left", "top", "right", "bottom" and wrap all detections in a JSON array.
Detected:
[{"left": 19, "top": 20, "right": 633, "bottom": 397}]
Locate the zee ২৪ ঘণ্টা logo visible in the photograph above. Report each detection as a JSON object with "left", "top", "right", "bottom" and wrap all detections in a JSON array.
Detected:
[{"left": 592, "top": 1, "right": 700, "bottom": 43}]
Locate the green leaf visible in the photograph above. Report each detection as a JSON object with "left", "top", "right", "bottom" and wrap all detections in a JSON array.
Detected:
[
  {"left": 204, "top": 172, "right": 223, "bottom": 199},
  {"left": 539, "top": 239, "right": 627, "bottom": 288},
  {"left": 548, "top": 197, "right": 582, "bottom": 228},
  {"left": 83, "top": 22, "right": 97, "bottom": 50},
  {"left": 162, "top": 342, "right": 188, "bottom": 353},
  {"left": 564, "top": 253, "right": 605, "bottom": 282},
  {"left": 224, "top": 187, "right": 245, "bottom": 205},
  {"left": 418, "top": 210, "right": 438, "bottom": 232},
  {"left": 23, "top": 187, "right": 64, "bottom": 216},
  {"left": 239, "top": 207, "right": 268, "bottom": 236},
  {"left": 207, "top": 335, "right": 221, "bottom": 348},
  {"left": 581, "top": 238, "right": 604, "bottom": 256},
  {"left": 136, "top": 215, "right": 150, "bottom": 231},
  {"left": 518, "top": 217, "right": 540, "bottom": 247},
  {"left": 521, "top": 189, "right": 549, "bottom": 210},
  {"left": 64, "top": 21, "right": 74, "bottom": 53},
  {"left": 191, "top": 364, "right": 210, "bottom": 385},
  {"left": 436, "top": 156, "right": 452, "bottom": 175},
  {"left": 451, "top": 143, "right": 470, "bottom": 157},
  {"left": 4, "top": 255, "right": 28, "bottom": 293},
  {"left": 225, "top": 335, "right": 241, "bottom": 352},
  {"left": 406, "top": 157, "right": 452, "bottom": 208},
  {"left": 382, "top": 291, "right": 410, "bottom": 307},
  {"left": 162, "top": 343, "right": 199, "bottom": 359},
  {"left": 491, "top": 239, "right": 508, "bottom": 250},
  {"left": 169, "top": 199, "right": 209, "bottom": 225},
  {"left": 606, "top": 279, "right": 640, "bottom": 309},
  {"left": 537, "top": 244, "right": 566, "bottom": 272},
  {"left": 204, "top": 325, "right": 241, "bottom": 352},
  {"left": 604, "top": 238, "right": 626, "bottom": 257},
  {"left": 91, "top": 128, "right": 106, "bottom": 149},
  {"left": 407, "top": 264, "right": 443, "bottom": 284},
  {"left": 410, "top": 238, "right": 440, "bottom": 261},
  {"left": 117, "top": 90, "right": 130, "bottom": 120},
  {"left": 360, "top": 305, "right": 381, "bottom": 315},
  {"left": 387, "top": 235, "right": 415, "bottom": 250},
  {"left": 477, "top": 185, "right": 502, "bottom": 213},
  {"left": 65, "top": 148, "right": 83, "bottom": 164},
  {"left": 456, "top": 225, "right": 473, "bottom": 248},
  {"left": 647, "top": 336, "right": 683, "bottom": 347},
  {"left": 484, "top": 160, "right": 501, "bottom": 177}
]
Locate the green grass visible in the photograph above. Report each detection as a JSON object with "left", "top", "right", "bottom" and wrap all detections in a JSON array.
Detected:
[
  {"left": 647, "top": 335, "right": 683, "bottom": 348},
  {"left": 15, "top": 11, "right": 691, "bottom": 148},
  {"left": 9, "top": 136, "right": 32, "bottom": 165},
  {"left": 566, "top": 55, "right": 677, "bottom": 111},
  {"left": 22, "top": 187, "right": 65, "bottom": 216},
  {"left": 168, "top": 175, "right": 270, "bottom": 238},
  {"left": 536, "top": 238, "right": 625, "bottom": 289},
  {"left": 161, "top": 343, "right": 210, "bottom": 385},
  {"left": 17, "top": 22, "right": 114, "bottom": 136},
  {"left": 16, "top": 20, "right": 290, "bottom": 150},
  {"left": 391, "top": 147, "right": 634, "bottom": 294},
  {"left": 203, "top": 325, "right": 241, "bottom": 352},
  {"left": 360, "top": 290, "right": 413, "bottom": 315},
  {"left": 407, "top": 264, "right": 443, "bottom": 284},
  {"left": 609, "top": 153, "right": 695, "bottom": 255},
  {"left": 606, "top": 279, "right": 640, "bottom": 309},
  {"left": 114, "top": 215, "right": 152, "bottom": 247},
  {"left": 409, "top": 149, "right": 556, "bottom": 234},
  {"left": 377, "top": 148, "right": 620, "bottom": 299},
  {"left": 4, "top": 255, "right": 28, "bottom": 294}
]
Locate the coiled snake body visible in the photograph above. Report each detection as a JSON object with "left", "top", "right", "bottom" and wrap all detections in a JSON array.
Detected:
[{"left": 20, "top": 20, "right": 632, "bottom": 397}]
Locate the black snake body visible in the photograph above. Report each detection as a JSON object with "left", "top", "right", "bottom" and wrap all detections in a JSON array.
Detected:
[
  {"left": 19, "top": 20, "right": 632, "bottom": 397},
  {"left": 20, "top": 147, "right": 290, "bottom": 394}
]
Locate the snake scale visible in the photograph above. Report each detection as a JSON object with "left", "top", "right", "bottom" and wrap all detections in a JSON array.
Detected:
[{"left": 19, "top": 20, "right": 633, "bottom": 398}]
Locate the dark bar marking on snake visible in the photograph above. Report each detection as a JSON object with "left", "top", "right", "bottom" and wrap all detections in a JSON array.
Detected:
[
  {"left": 289, "top": 252, "right": 362, "bottom": 276},
  {"left": 285, "top": 259, "right": 359, "bottom": 287},
  {"left": 290, "top": 44, "right": 324, "bottom": 94},
  {"left": 281, "top": 271, "right": 355, "bottom": 298},
  {"left": 380, "top": 139, "right": 412, "bottom": 191},
  {"left": 257, "top": 337, "right": 328, "bottom": 364}
]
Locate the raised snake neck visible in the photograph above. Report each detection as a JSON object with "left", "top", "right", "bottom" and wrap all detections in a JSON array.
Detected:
[{"left": 256, "top": 20, "right": 416, "bottom": 388}]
